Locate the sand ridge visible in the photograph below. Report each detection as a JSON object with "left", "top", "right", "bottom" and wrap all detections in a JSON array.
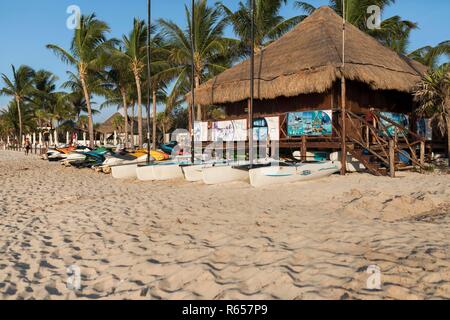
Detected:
[{"left": 0, "top": 150, "right": 449, "bottom": 300}]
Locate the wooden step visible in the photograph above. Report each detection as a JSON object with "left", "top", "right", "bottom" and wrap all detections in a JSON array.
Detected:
[{"left": 348, "top": 148, "right": 388, "bottom": 177}]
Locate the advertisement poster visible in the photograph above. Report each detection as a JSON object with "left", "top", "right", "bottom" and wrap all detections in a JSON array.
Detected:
[
  {"left": 194, "top": 121, "right": 208, "bottom": 142},
  {"left": 287, "top": 110, "right": 333, "bottom": 137},
  {"left": 417, "top": 118, "right": 433, "bottom": 141},
  {"left": 379, "top": 112, "right": 409, "bottom": 137},
  {"left": 253, "top": 117, "right": 280, "bottom": 141},
  {"left": 212, "top": 119, "right": 247, "bottom": 142}
]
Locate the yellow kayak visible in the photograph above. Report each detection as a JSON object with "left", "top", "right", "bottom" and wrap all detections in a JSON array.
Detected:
[{"left": 133, "top": 149, "right": 169, "bottom": 161}]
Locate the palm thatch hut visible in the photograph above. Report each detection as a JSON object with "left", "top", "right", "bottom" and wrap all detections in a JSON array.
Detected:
[
  {"left": 97, "top": 112, "right": 149, "bottom": 146},
  {"left": 189, "top": 6, "right": 433, "bottom": 174}
]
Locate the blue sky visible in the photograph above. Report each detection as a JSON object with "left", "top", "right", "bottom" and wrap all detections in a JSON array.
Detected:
[{"left": 0, "top": 0, "right": 449, "bottom": 122}]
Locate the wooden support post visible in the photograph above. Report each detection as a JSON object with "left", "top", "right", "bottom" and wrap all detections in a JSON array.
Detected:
[
  {"left": 301, "top": 136, "right": 307, "bottom": 161},
  {"left": 340, "top": 76, "right": 347, "bottom": 175},
  {"left": 389, "top": 139, "right": 396, "bottom": 178},
  {"left": 365, "top": 126, "right": 370, "bottom": 148},
  {"left": 420, "top": 141, "right": 425, "bottom": 166}
]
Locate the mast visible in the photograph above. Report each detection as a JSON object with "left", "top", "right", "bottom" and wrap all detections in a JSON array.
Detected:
[
  {"left": 190, "top": 0, "right": 196, "bottom": 165},
  {"left": 249, "top": 0, "right": 255, "bottom": 168},
  {"left": 340, "top": 0, "right": 347, "bottom": 175},
  {"left": 146, "top": 0, "right": 152, "bottom": 163}
]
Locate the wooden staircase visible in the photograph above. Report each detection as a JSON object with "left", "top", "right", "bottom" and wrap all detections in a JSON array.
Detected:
[
  {"left": 347, "top": 147, "right": 388, "bottom": 176},
  {"left": 338, "top": 111, "right": 427, "bottom": 177}
]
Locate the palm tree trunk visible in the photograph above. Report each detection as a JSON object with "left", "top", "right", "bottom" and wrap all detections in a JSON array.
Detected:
[
  {"left": 15, "top": 96, "right": 23, "bottom": 147},
  {"left": 130, "top": 103, "right": 135, "bottom": 147},
  {"left": 134, "top": 71, "right": 143, "bottom": 147},
  {"left": 152, "top": 90, "right": 157, "bottom": 151},
  {"left": 121, "top": 88, "right": 129, "bottom": 146},
  {"left": 447, "top": 116, "right": 450, "bottom": 167},
  {"left": 80, "top": 76, "right": 95, "bottom": 148}
]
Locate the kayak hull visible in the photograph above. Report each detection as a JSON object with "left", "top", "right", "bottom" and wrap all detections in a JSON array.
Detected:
[{"left": 249, "top": 161, "right": 341, "bottom": 188}]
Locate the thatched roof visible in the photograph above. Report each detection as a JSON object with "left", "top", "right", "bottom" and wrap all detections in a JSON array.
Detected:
[
  {"left": 97, "top": 112, "right": 149, "bottom": 135},
  {"left": 192, "top": 6, "right": 427, "bottom": 106}
]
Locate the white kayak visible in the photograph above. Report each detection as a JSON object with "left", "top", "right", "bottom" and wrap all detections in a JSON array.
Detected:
[
  {"left": 249, "top": 161, "right": 341, "bottom": 188},
  {"left": 63, "top": 151, "right": 89, "bottom": 165},
  {"left": 103, "top": 154, "right": 154, "bottom": 174},
  {"left": 202, "top": 162, "right": 250, "bottom": 185}
]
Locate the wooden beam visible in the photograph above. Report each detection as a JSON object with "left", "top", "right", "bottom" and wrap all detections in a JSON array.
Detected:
[
  {"left": 301, "top": 136, "right": 307, "bottom": 161},
  {"left": 340, "top": 76, "right": 347, "bottom": 175},
  {"left": 389, "top": 139, "right": 396, "bottom": 178},
  {"left": 420, "top": 141, "right": 425, "bottom": 166}
]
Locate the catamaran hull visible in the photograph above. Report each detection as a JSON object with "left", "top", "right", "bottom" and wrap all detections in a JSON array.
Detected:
[
  {"left": 249, "top": 162, "right": 341, "bottom": 188},
  {"left": 111, "top": 164, "right": 138, "bottom": 179},
  {"left": 152, "top": 164, "right": 184, "bottom": 181},
  {"left": 182, "top": 164, "right": 205, "bottom": 182},
  {"left": 137, "top": 163, "right": 184, "bottom": 181},
  {"left": 136, "top": 165, "right": 155, "bottom": 181},
  {"left": 202, "top": 165, "right": 249, "bottom": 185}
]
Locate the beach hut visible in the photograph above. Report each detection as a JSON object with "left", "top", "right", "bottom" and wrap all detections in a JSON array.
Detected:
[
  {"left": 190, "top": 6, "right": 431, "bottom": 176},
  {"left": 97, "top": 112, "right": 150, "bottom": 147}
]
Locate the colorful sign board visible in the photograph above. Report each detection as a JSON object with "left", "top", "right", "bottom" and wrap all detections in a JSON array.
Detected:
[
  {"left": 379, "top": 112, "right": 409, "bottom": 137},
  {"left": 287, "top": 110, "right": 333, "bottom": 137},
  {"left": 253, "top": 116, "right": 280, "bottom": 141}
]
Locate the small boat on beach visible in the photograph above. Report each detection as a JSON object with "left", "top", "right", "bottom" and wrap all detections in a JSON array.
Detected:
[
  {"left": 202, "top": 161, "right": 250, "bottom": 185},
  {"left": 248, "top": 161, "right": 341, "bottom": 188},
  {"left": 136, "top": 161, "right": 184, "bottom": 181},
  {"left": 110, "top": 150, "right": 169, "bottom": 178}
]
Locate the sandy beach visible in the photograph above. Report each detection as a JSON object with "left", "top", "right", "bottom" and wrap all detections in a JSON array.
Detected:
[{"left": 1, "top": 150, "right": 449, "bottom": 300}]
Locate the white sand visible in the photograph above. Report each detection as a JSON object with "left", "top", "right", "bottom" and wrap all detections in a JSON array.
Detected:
[{"left": 1, "top": 150, "right": 450, "bottom": 300}]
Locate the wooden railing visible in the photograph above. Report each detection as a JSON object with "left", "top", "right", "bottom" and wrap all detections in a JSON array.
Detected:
[{"left": 341, "top": 110, "right": 426, "bottom": 176}]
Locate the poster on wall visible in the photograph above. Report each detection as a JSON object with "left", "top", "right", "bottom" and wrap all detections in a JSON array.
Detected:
[
  {"left": 417, "top": 118, "right": 433, "bottom": 141},
  {"left": 287, "top": 110, "right": 332, "bottom": 137},
  {"left": 194, "top": 121, "right": 208, "bottom": 142},
  {"left": 379, "top": 112, "right": 409, "bottom": 137},
  {"left": 253, "top": 117, "right": 280, "bottom": 141},
  {"left": 212, "top": 119, "right": 247, "bottom": 142}
]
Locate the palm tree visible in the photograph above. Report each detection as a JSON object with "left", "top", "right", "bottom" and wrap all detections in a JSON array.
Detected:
[
  {"left": 29, "top": 70, "right": 73, "bottom": 130},
  {"left": 158, "top": 0, "right": 236, "bottom": 120},
  {"left": 47, "top": 14, "right": 115, "bottom": 148},
  {"left": 414, "top": 65, "right": 450, "bottom": 164},
  {"left": 0, "top": 65, "right": 35, "bottom": 146},
  {"left": 101, "top": 48, "right": 135, "bottom": 145},
  {"left": 373, "top": 16, "right": 418, "bottom": 55},
  {"left": 120, "top": 18, "right": 148, "bottom": 147},
  {"left": 61, "top": 72, "right": 101, "bottom": 118},
  {"left": 408, "top": 41, "right": 450, "bottom": 69},
  {"left": 219, "top": 0, "right": 304, "bottom": 56},
  {"left": 294, "top": 0, "right": 417, "bottom": 54},
  {"left": 0, "top": 100, "right": 35, "bottom": 141}
]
